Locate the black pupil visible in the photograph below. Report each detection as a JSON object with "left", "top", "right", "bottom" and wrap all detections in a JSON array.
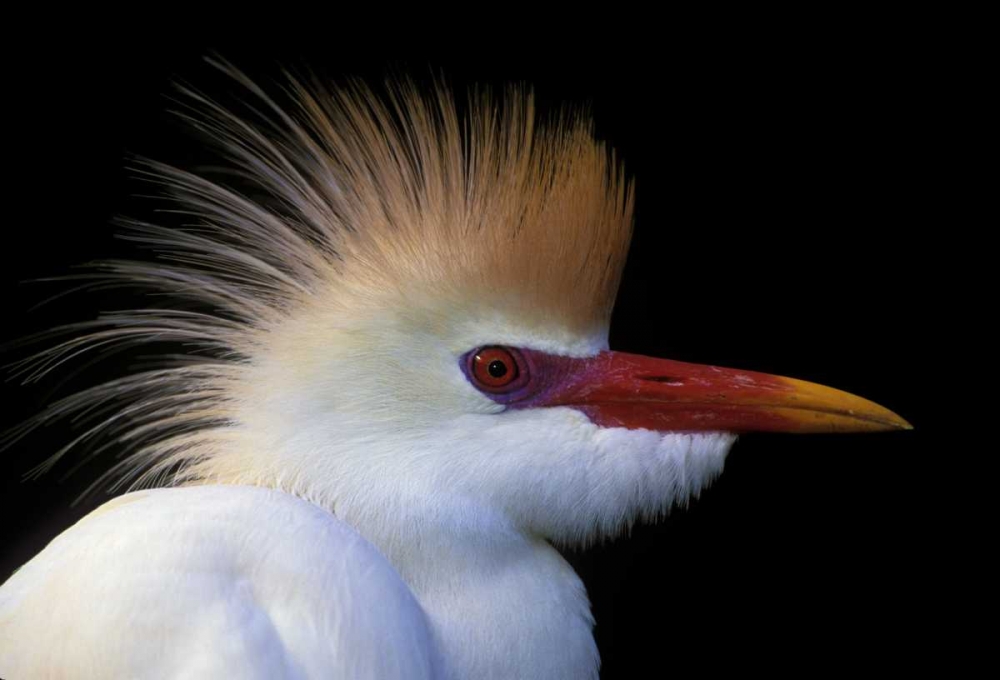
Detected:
[{"left": 487, "top": 359, "right": 508, "bottom": 379}]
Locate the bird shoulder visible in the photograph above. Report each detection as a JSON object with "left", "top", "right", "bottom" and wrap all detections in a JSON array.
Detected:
[{"left": 0, "top": 485, "right": 441, "bottom": 679}]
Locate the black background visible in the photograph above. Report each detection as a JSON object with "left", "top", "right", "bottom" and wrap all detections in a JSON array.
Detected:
[{"left": 1, "top": 26, "right": 954, "bottom": 677}]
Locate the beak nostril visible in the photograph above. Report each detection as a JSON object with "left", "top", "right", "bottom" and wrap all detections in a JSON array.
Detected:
[{"left": 639, "top": 376, "right": 684, "bottom": 386}]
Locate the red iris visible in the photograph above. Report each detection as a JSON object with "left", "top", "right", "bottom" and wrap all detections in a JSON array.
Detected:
[{"left": 470, "top": 347, "right": 523, "bottom": 392}]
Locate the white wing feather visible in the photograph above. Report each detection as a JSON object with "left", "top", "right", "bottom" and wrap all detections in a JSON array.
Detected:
[{"left": 0, "top": 486, "right": 441, "bottom": 679}]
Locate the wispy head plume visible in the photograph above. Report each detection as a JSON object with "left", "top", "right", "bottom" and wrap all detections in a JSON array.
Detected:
[{"left": 3, "top": 57, "right": 634, "bottom": 498}]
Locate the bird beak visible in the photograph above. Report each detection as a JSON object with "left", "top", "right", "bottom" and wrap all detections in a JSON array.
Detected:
[{"left": 541, "top": 351, "right": 911, "bottom": 433}]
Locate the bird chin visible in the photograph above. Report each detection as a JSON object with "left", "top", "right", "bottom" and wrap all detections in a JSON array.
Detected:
[
  {"left": 472, "top": 407, "right": 736, "bottom": 544},
  {"left": 584, "top": 427, "right": 737, "bottom": 542}
]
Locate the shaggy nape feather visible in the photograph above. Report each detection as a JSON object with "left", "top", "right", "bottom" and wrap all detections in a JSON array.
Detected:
[{"left": 3, "top": 59, "right": 635, "bottom": 498}]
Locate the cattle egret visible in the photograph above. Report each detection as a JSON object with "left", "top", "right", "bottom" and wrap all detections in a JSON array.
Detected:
[{"left": 0, "top": 62, "right": 910, "bottom": 679}]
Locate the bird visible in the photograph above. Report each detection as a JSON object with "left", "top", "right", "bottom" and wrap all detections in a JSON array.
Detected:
[{"left": 0, "top": 60, "right": 911, "bottom": 679}]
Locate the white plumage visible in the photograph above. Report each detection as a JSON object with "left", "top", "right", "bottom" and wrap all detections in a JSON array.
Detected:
[
  {"left": 1, "top": 486, "right": 439, "bottom": 678},
  {"left": 2, "top": 428, "right": 732, "bottom": 679},
  {"left": 0, "top": 61, "right": 908, "bottom": 679}
]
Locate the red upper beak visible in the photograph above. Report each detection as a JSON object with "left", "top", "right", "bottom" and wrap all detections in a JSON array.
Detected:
[{"left": 536, "top": 351, "right": 911, "bottom": 433}]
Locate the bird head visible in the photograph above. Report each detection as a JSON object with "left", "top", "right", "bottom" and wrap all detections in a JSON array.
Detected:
[{"left": 18, "top": 62, "right": 909, "bottom": 549}]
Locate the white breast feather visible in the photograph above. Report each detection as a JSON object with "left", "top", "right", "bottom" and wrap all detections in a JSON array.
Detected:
[{"left": 0, "top": 486, "right": 441, "bottom": 679}]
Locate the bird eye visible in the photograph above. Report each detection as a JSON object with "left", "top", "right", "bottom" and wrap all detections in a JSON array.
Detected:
[{"left": 468, "top": 346, "right": 527, "bottom": 393}]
